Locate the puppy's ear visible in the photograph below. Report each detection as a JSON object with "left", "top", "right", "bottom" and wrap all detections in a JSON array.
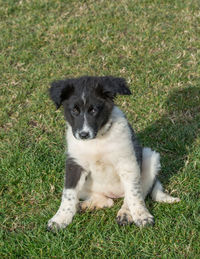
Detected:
[
  {"left": 96, "top": 76, "right": 131, "bottom": 100},
  {"left": 49, "top": 79, "right": 74, "bottom": 109}
]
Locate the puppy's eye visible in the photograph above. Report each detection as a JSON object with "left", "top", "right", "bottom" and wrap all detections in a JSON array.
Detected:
[
  {"left": 71, "top": 107, "right": 80, "bottom": 116},
  {"left": 89, "top": 106, "right": 98, "bottom": 116}
]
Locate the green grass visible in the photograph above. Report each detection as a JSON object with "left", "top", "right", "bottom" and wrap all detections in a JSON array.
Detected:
[{"left": 0, "top": 0, "right": 200, "bottom": 257}]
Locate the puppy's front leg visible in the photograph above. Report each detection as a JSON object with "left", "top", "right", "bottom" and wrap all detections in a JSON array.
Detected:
[
  {"left": 48, "top": 158, "right": 87, "bottom": 231},
  {"left": 118, "top": 159, "right": 154, "bottom": 227}
]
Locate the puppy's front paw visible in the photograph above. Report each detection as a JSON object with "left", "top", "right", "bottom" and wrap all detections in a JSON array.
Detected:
[
  {"left": 116, "top": 209, "right": 133, "bottom": 226},
  {"left": 47, "top": 219, "right": 67, "bottom": 232},
  {"left": 132, "top": 209, "right": 154, "bottom": 227},
  {"left": 47, "top": 213, "right": 72, "bottom": 232}
]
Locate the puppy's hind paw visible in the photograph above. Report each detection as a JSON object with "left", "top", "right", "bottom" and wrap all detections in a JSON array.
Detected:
[{"left": 166, "top": 196, "right": 181, "bottom": 203}]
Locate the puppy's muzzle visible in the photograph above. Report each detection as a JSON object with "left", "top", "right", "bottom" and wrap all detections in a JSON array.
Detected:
[{"left": 79, "top": 131, "right": 90, "bottom": 139}]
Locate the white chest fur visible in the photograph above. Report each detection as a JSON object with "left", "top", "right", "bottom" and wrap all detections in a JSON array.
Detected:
[{"left": 66, "top": 107, "right": 135, "bottom": 198}]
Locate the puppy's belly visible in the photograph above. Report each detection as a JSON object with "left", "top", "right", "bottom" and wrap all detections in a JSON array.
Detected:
[{"left": 80, "top": 160, "right": 124, "bottom": 199}]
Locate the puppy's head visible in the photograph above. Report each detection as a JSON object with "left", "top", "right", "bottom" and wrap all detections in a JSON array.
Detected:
[{"left": 49, "top": 76, "right": 131, "bottom": 140}]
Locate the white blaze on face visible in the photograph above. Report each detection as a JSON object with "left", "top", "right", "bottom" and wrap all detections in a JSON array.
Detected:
[
  {"left": 82, "top": 114, "right": 94, "bottom": 136},
  {"left": 81, "top": 92, "right": 86, "bottom": 105},
  {"left": 74, "top": 91, "right": 95, "bottom": 140},
  {"left": 75, "top": 113, "right": 94, "bottom": 140}
]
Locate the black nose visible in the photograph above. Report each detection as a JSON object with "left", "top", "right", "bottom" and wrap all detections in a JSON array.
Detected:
[{"left": 79, "top": 131, "right": 90, "bottom": 139}]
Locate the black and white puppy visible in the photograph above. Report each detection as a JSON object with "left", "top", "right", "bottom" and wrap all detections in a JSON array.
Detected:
[{"left": 48, "top": 76, "right": 180, "bottom": 231}]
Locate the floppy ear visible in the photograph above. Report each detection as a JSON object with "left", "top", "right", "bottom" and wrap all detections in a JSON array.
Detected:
[
  {"left": 96, "top": 76, "right": 131, "bottom": 100},
  {"left": 49, "top": 79, "right": 74, "bottom": 109}
]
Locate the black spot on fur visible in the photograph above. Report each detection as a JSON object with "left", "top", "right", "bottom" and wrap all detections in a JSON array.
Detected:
[
  {"left": 128, "top": 123, "right": 143, "bottom": 170},
  {"left": 65, "top": 157, "right": 83, "bottom": 189}
]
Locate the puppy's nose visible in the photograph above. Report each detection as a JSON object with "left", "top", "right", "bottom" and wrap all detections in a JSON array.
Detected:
[{"left": 79, "top": 131, "right": 89, "bottom": 139}]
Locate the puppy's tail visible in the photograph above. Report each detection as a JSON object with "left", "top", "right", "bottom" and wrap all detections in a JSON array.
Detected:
[{"left": 141, "top": 147, "right": 180, "bottom": 203}]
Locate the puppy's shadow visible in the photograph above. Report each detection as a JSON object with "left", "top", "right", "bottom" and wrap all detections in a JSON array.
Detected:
[{"left": 138, "top": 86, "right": 200, "bottom": 184}]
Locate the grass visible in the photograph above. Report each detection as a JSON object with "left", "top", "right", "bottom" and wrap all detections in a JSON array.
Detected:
[{"left": 0, "top": 0, "right": 199, "bottom": 257}]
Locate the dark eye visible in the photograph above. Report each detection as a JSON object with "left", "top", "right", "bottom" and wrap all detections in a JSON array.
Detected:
[
  {"left": 71, "top": 106, "right": 80, "bottom": 116},
  {"left": 88, "top": 106, "right": 98, "bottom": 116}
]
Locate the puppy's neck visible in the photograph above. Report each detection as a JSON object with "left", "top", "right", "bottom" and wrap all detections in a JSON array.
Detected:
[
  {"left": 97, "top": 106, "right": 124, "bottom": 137},
  {"left": 97, "top": 119, "right": 113, "bottom": 137}
]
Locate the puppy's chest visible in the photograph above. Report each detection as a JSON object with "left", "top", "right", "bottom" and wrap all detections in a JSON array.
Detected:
[
  {"left": 80, "top": 145, "right": 123, "bottom": 198},
  {"left": 69, "top": 138, "right": 117, "bottom": 173},
  {"left": 85, "top": 149, "right": 121, "bottom": 192},
  {"left": 89, "top": 156, "right": 115, "bottom": 179}
]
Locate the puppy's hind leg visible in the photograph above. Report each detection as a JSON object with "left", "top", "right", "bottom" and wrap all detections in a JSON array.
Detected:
[
  {"left": 141, "top": 147, "right": 180, "bottom": 203},
  {"left": 151, "top": 180, "right": 180, "bottom": 203},
  {"left": 141, "top": 148, "right": 160, "bottom": 199},
  {"left": 79, "top": 193, "right": 114, "bottom": 211}
]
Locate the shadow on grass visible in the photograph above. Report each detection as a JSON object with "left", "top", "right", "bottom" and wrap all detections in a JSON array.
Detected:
[{"left": 139, "top": 86, "right": 200, "bottom": 184}]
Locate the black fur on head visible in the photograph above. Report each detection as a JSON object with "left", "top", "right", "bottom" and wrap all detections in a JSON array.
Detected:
[
  {"left": 95, "top": 76, "right": 131, "bottom": 100},
  {"left": 49, "top": 79, "right": 75, "bottom": 109},
  {"left": 49, "top": 76, "right": 131, "bottom": 109},
  {"left": 49, "top": 76, "right": 131, "bottom": 140}
]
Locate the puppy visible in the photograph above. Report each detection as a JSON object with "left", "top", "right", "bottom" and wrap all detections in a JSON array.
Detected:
[{"left": 47, "top": 76, "right": 180, "bottom": 231}]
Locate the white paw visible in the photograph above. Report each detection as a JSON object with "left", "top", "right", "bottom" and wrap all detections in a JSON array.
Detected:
[
  {"left": 131, "top": 209, "right": 154, "bottom": 227},
  {"left": 166, "top": 197, "right": 181, "bottom": 203},
  {"left": 47, "top": 213, "right": 72, "bottom": 231},
  {"left": 159, "top": 194, "right": 181, "bottom": 203},
  {"left": 79, "top": 197, "right": 114, "bottom": 211},
  {"left": 47, "top": 219, "right": 67, "bottom": 231},
  {"left": 116, "top": 209, "right": 133, "bottom": 226}
]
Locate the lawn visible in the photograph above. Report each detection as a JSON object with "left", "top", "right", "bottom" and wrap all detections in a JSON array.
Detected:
[{"left": 0, "top": 0, "right": 199, "bottom": 258}]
